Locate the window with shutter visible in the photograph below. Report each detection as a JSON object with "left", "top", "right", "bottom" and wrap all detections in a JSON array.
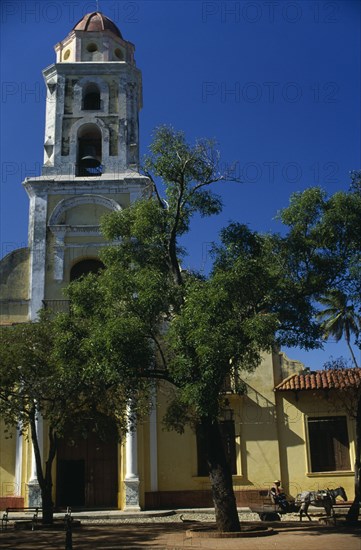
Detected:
[{"left": 307, "top": 416, "right": 350, "bottom": 472}]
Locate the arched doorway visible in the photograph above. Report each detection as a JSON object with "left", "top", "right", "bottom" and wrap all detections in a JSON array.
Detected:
[
  {"left": 70, "top": 258, "right": 104, "bottom": 281},
  {"left": 56, "top": 422, "right": 119, "bottom": 508}
]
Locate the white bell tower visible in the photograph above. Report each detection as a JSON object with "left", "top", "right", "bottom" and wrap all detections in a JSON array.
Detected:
[
  {"left": 24, "top": 12, "right": 148, "bottom": 319},
  {"left": 43, "top": 11, "right": 142, "bottom": 177},
  {"left": 24, "top": 13, "right": 147, "bottom": 509}
]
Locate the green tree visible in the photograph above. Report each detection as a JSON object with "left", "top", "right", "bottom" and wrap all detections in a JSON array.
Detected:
[
  {"left": 279, "top": 182, "right": 361, "bottom": 523},
  {"left": 350, "top": 169, "right": 361, "bottom": 194},
  {"left": 0, "top": 317, "right": 64, "bottom": 524},
  {"left": 61, "top": 128, "right": 347, "bottom": 531},
  {"left": 0, "top": 314, "right": 146, "bottom": 524}
]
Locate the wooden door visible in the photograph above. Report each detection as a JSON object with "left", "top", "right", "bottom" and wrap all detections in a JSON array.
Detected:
[{"left": 56, "top": 429, "right": 118, "bottom": 508}]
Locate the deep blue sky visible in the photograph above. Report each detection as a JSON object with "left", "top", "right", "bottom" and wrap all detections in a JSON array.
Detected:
[{"left": 1, "top": 0, "right": 360, "bottom": 368}]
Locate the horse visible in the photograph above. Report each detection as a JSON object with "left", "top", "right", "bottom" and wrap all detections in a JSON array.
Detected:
[{"left": 295, "top": 487, "right": 347, "bottom": 523}]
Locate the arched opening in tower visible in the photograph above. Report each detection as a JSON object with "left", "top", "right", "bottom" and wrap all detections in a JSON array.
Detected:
[
  {"left": 76, "top": 124, "right": 102, "bottom": 177},
  {"left": 83, "top": 83, "right": 101, "bottom": 110}
]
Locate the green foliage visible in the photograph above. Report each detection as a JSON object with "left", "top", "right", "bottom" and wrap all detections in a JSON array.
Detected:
[
  {"left": 0, "top": 316, "right": 67, "bottom": 434},
  {"left": 317, "top": 290, "right": 360, "bottom": 341},
  {"left": 317, "top": 290, "right": 360, "bottom": 368},
  {"left": 279, "top": 187, "right": 361, "bottom": 297},
  {"left": 49, "top": 127, "right": 361, "bottom": 529},
  {"left": 56, "top": 129, "right": 361, "bottom": 439},
  {"left": 144, "top": 126, "right": 224, "bottom": 232},
  {"left": 350, "top": 169, "right": 361, "bottom": 194},
  {"left": 323, "top": 356, "right": 354, "bottom": 370},
  {"left": 279, "top": 185, "right": 361, "bottom": 356}
]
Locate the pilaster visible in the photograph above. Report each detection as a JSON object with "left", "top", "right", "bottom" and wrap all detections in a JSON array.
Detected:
[
  {"left": 28, "top": 192, "right": 48, "bottom": 320},
  {"left": 124, "top": 428, "right": 140, "bottom": 510}
]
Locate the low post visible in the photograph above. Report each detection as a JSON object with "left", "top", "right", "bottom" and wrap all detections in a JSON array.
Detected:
[{"left": 64, "top": 509, "right": 73, "bottom": 550}]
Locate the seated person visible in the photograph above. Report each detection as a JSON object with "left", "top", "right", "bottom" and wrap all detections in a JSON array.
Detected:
[{"left": 270, "top": 480, "right": 289, "bottom": 511}]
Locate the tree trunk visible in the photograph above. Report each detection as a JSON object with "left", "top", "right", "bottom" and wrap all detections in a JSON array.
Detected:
[
  {"left": 347, "top": 394, "right": 361, "bottom": 523},
  {"left": 200, "top": 417, "right": 240, "bottom": 532},
  {"left": 41, "top": 487, "right": 54, "bottom": 524},
  {"left": 346, "top": 337, "right": 359, "bottom": 369},
  {"left": 30, "top": 412, "right": 57, "bottom": 524}
]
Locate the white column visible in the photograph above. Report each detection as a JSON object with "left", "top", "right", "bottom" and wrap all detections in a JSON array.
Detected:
[
  {"left": 15, "top": 426, "right": 23, "bottom": 497},
  {"left": 125, "top": 429, "right": 138, "bottom": 480},
  {"left": 149, "top": 389, "right": 158, "bottom": 492},
  {"left": 124, "top": 410, "right": 140, "bottom": 510},
  {"left": 26, "top": 187, "right": 47, "bottom": 505},
  {"left": 27, "top": 191, "right": 48, "bottom": 320},
  {"left": 27, "top": 414, "right": 43, "bottom": 506}
]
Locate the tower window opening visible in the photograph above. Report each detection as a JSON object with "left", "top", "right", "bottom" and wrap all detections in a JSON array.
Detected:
[
  {"left": 86, "top": 43, "right": 98, "bottom": 53},
  {"left": 76, "top": 124, "right": 102, "bottom": 177},
  {"left": 83, "top": 83, "right": 101, "bottom": 110},
  {"left": 114, "top": 48, "right": 124, "bottom": 60}
]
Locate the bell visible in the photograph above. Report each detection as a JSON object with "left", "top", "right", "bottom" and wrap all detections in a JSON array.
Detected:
[{"left": 81, "top": 145, "right": 99, "bottom": 167}]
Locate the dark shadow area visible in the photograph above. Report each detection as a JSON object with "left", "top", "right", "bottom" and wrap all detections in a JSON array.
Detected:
[{"left": 1, "top": 521, "right": 361, "bottom": 549}]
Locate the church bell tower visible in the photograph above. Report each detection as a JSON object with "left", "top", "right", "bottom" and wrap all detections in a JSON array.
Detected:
[
  {"left": 25, "top": 12, "right": 148, "bottom": 319},
  {"left": 13, "top": 11, "right": 149, "bottom": 511}
]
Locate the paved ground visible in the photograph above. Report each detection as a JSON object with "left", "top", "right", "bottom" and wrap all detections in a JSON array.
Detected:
[{"left": 1, "top": 517, "right": 360, "bottom": 550}]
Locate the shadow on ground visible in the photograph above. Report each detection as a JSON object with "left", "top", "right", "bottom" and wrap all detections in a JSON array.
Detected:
[{"left": 1, "top": 521, "right": 360, "bottom": 549}]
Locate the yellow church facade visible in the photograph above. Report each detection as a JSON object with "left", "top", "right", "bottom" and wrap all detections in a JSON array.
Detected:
[{"left": 0, "top": 12, "right": 357, "bottom": 512}]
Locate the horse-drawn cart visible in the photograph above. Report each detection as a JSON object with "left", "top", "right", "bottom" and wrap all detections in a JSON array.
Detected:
[
  {"left": 249, "top": 490, "right": 298, "bottom": 521},
  {"left": 249, "top": 487, "right": 348, "bottom": 522}
]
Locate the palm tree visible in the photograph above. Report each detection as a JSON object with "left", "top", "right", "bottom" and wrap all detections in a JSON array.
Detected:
[
  {"left": 318, "top": 290, "right": 361, "bottom": 523},
  {"left": 317, "top": 289, "right": 360, "bottom": 368}
]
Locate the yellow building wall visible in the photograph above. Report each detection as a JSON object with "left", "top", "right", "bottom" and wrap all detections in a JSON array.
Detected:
[
  {"left": 0, "top": 423, "right": 17, "bottom": 498},
  {"left": 141, "top": 354, "right": 285, "bottom": 497},
  {"left": 276, "top": 391, "right": 355, "bottom": 499},
  {"left": 238, "top": 354, "right": 282, "bottom": 490},
  {"left": 0, "top": 248, "right": 30, "bottom": 323},
  {"left": 140, "top": 353, "right": 356, "bottom": 507},
  {"left": 44, "top": 193, "right": 131, "bottom": 300}
]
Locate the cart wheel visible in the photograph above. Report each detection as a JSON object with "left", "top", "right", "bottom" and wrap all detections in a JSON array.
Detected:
[{"left": 259, "top": 512, "right": 281, "bottom": 521}]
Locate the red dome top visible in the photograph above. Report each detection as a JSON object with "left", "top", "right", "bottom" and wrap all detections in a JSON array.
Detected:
[{"left": 73, "top": 12, "right": 122, "bottom": 38}]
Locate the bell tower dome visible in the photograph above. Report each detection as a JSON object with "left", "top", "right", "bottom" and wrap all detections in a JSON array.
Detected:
[
  {"left": 42, "top": 11, "right": 142, "bottom": 177},
  {"left": 23, "top": 13, "right": 148, "bottom": 320}
]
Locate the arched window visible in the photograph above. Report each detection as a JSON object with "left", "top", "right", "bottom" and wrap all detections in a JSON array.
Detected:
[
  {"left": 83, "top": 83, "right": 101, "bottom": 110},
  {"left": 76, "top": 124, "right": 102, "bottom": 177},
  {"left": 70, "top": 259, "right": 104, "bottom": 282}
]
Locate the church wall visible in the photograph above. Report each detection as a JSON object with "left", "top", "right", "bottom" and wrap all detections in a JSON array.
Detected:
[
  {"left": 0, "top": 249, "right": 30, "bottom": 323},
  {"left": 143, "top": 356, "right": 286, "bottom": 508},
  {"left": 0, "top": 302, "right": 29, "bottom": 324},
  {"left": 0, "top": 423, "right": 17, "bottom": 500},
  {"left": 46, "top": 193, "right": 130, "bottom": 222}
]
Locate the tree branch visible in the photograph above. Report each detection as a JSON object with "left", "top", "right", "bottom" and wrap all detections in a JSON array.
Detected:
[{"left": 143, "top": 170, "right": 165, "bottom": 209}]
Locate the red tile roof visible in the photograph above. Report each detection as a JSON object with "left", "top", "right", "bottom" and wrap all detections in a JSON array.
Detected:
[{"left": 275, "top": 368, "right": 361, "bottom": 392}]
